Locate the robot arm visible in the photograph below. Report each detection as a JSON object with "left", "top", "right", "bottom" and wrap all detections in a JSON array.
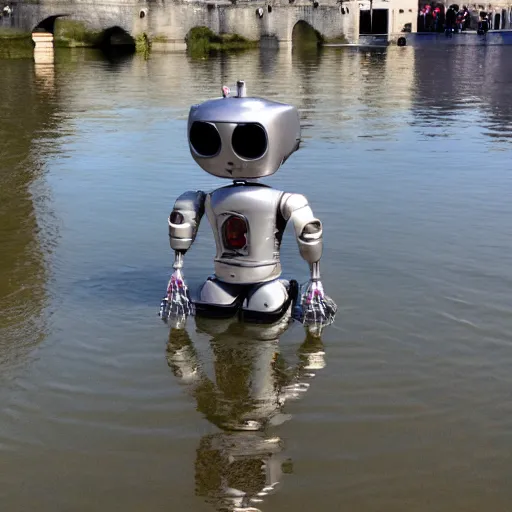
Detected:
[
  {"left": 280, "top": 193, "right": 323, "bottom": 276},
  {"left": 280, "top": 193, "right": 337, "bottom": 332},
  {"left": 160, "top": 191, "right": 206, "bottom": 324},
  {"left": 168, "top": 190, "right": 206, "bottom": 259}
]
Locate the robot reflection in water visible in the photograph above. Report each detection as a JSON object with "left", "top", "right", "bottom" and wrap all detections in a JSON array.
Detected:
[
  {"left": 166, "top": 312, "right": 327, "bottom": 512},
  {"left": 159, "top": 80, "right": 337, "bottom": 330}
]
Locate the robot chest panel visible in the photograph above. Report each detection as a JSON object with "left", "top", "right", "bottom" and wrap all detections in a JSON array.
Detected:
[{"left": 207, "top": 186, "right": 283, "bottom": 258}]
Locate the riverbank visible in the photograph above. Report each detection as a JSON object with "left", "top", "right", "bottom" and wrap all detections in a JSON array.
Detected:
[
  {"left": 0, "top": 23, "right": 259, "bottom": 60},
  {"left": 0, "top": 29, "right": 34, "bottom": 58},
  {"left": 53, "top": 20, "right": 100, "bottom": 48},
  {"left": 185, "top": 27, "right": 258, "bottom": 57}
]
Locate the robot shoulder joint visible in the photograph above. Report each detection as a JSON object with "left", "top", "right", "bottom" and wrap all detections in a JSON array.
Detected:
[
  {"left": 173, "top": 190, "right": 206, "bottom": 214},
  {"left": 279, "top": 192, "right": 309, "bottom": 221}
]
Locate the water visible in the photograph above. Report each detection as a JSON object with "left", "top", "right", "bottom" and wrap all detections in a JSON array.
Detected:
[{"left": 1, "top": 45, "right": 512, "bottom": 511}]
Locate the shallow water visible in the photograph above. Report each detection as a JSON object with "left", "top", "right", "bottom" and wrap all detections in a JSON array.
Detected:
[{"left": 1, "top": 45, "right": 512, "bottom": 511}]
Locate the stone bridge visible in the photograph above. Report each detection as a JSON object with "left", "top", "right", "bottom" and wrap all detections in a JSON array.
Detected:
[{"left": 12, "top": 0, "right": 361, "bottom": 48}]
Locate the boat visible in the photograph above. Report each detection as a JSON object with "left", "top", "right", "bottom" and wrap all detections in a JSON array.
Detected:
[{"left": 398, "top": 29, "right": 512, "bottom": 46}]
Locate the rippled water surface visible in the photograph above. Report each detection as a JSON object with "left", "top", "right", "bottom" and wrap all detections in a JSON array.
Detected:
[{"left": 1, "top": 45, "right": 512, "bottom": 511}]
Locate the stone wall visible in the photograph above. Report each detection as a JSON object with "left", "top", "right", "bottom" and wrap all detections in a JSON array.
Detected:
[
  {"left": 12, "top": 0, "right": 418, "bottom": 46},
  {"left": 12, "top": 0, "right": 359, "bottom": 44},
  {"left": 134, "top": 1, "right": 356, "bottom": 44},
  {"left": 14, "top": 0, "right": 137, "bottom": 33}
]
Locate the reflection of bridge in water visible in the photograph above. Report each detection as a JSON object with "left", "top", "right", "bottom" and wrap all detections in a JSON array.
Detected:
[
  {"left": 0, "top": 60, "right": 59, "bottom": 372},
  {"left": 166, "top": 313, "right": 326, "bottom": 512}
]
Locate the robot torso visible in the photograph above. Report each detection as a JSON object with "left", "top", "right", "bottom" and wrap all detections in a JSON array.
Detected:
[{"left": 205, "top": 183, "right": 285, "bottom": 285}]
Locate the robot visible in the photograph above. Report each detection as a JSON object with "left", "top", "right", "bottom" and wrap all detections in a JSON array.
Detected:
[{"left": 160, "top": 80, "right": 336, "bottom": 330}]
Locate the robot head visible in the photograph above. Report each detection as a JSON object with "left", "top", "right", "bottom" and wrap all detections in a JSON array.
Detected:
[{"left": 188, "top": 81, "right": 301, "bottom": 179}]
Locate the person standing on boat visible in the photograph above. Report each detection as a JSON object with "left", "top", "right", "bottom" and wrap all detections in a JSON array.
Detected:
[
  {"left": 486, "top": 12, "right": 492, "bottom": 30},
  {"left": 445, "top": 6, "right": 456, "bottom": 34},
  {"left": 462, "top": 6, "right": 470, "bottom": 30},
  {"left": 425, "top": 5, "right": 433, "bottom": 31},
  {"left": 477, "top": 11, "right": 489, "bottom": 34},
  {"left": 418, "top": 7, "right": 426, "bottom": 31},
  {"left": 456, "top": 8, "right": 465, "bottom": 32},
  {"left": 433, "top": 5, "right": 443, "bottom": 31}
]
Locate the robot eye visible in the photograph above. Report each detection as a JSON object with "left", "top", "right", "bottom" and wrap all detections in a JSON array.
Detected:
[
  {"left": 189, "top": 121, "right": 221, "bottom": 157},
  {"left": 231, "top": 123, "right": 267, "bottom": 160}
]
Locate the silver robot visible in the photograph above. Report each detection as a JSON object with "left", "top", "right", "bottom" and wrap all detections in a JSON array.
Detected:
[{"left": 160, "top": 81, "right": 336, "bottom": 329}]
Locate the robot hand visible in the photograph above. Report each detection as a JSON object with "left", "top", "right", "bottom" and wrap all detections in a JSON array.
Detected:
[
  {"left": 280, "top": 194, "right": 337, "bottom": 332},
  {"left": 293, "top": 263, "right": 337, "bottom": 334},
  {"left": 159, "top": 252, "right": 195, "bottom": 327},
  {"left": 161, "top": 190, "right": 205, "bottom": 326}
]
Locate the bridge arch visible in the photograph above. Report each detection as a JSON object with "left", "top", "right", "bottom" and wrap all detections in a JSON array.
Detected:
[
  {"left": 286, "top": 6, "right": 347, "bottom": 46},
  {"left": 291, "top": 20, "right": 323, "bottom": 48},
  {"left": 32, "top": 16, "right": 136, "bottom": 53},
  {"left": 33, "top": 14, "right": 68, "bottom": 34},
  {"left": 30, "top": 8, "right": 136, "bottom": 50},
  {"left": 97, "top": 26, "right": 136, "bottom": 52}
]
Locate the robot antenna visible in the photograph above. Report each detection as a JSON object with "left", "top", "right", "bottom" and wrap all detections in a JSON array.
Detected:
[{"left": 236, "top": 80, "right": 247, "bottom": 98}]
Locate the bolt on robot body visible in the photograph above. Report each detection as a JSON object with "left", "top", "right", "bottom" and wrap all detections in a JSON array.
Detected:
[{"left": 160, "top": 80, "right": 336, "bottom": 331}]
